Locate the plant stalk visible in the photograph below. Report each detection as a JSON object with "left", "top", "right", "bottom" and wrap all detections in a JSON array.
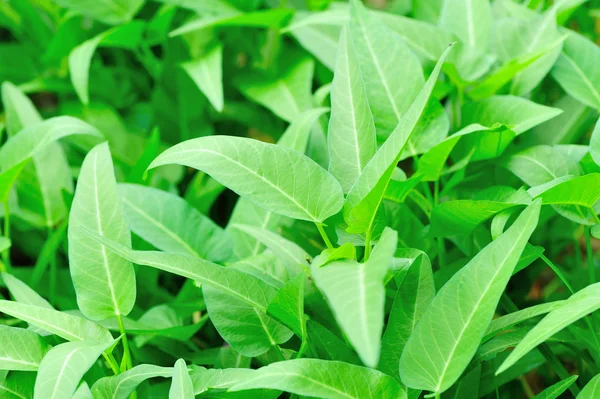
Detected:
[
  {"left": 316, "top": 223, "right": 333, "bottom": 249},
  {"left": 117, "top": 314, "right": 133, "bottom": 371}
]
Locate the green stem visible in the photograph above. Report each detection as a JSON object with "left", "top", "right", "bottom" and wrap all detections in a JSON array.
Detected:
[
  {"left": 2, "top": 202, "right": 11, "bottom": 271},
  {"left": 117, "top": 314, "right": 133, "bottom": 371},
  {"left": 315, "top": 223, "right": 333, "bottom": 249},
  {"left": 586, "top": 226, "right": 595, "bottom": 285},
  {"left": 102, "top": 352, "right": 120, "bottom": 375}
]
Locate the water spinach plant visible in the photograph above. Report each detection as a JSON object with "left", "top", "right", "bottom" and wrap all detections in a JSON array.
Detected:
[{"left": 1, "top": 0, "right": 600, "bottom": 398}]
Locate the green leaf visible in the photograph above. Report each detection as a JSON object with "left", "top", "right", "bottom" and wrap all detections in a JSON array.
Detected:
[
  {"left": 0, "top": 159, "right": 29, "bottom": 203},
  {"left": 0, "top": 301, "right": 113, "bottom": 342},
  {"left": 591, "top": 117, "right": 600, "bottom": 166},
  {"left": 439, "top": 0, "right": 492, "bottom": 81},
  {"left": 327, "top": 26, "right": 376, "bottom": 192},
  {"left": 181, "top": 43, "right": 224, "bottom": 112},
  {"left": 169, "top": 359, "right": 194, "bottom": 399},
  {"left": 81, "top": 230, "right": 280, "bottom": 311},
  {"left": 203, "top": 283, "right": 293, "bottom": 357},
  {"left": 461, "top": 96, "right": 562, "bottom": 135},
  {"left": 578, "top": 374, "right": 600, "bottom": 398},
  {"left": 532, "top": 375, "right": 578, "bottom": 399},
  {"left": 188, "top": 365, "right": 257, "bottom": 394},
  {"left": 379, "top": 251, "right": 434, "bottom": 380},
  {"left": 440, "top": 0, "right": 490, "bottom": 55},
  {"left": 0, "top": 116, "right": 102, "bottom": 172},
  {"left": 266, "top": 271, "right": 306, "bottom": 338},
  {"left": 484, "top": 301, "right": 566, "bottom": 340},
  {"left": 73, "top": 382, "right": 93, "bottom": 399},
  {"left": 551, "top": 30, "right": 600, "bottom": 109},
  {"left": 68, "top": 143, "right": 136, "bottom": 320},
  {"left": 229, "top": 359, "right": 407, "bottom": 399},
  {"left": 2, "top": 81, "right": 41, "bottom": 137},
  {"left": 55, "top": 0, "right": 144, "bottom": 25},
  {"left": 118, "top": 183, "right": 232, "bottom": 262},
  {"left": 33, "top": 340, "right": 112, "bottom": 399},
  {"left": 69, "top": 22, "right": 145, "bottom": 104},
  {"left": 170, "top": 8, "right": 294, "bottom": 36},
  {"left": 498, "top": 282, "right": 600, "bottom": 374},
  {"left": 0, "top": 325, "right": 50, "bottom": 371},
  {"left": 149, "top": 136, "right": 344, "bottom": 223},
  {"left": 503, "top": 145, "right": 582, "bottom": 187},
  {"left": 430, "top": 198, "right": 528, "bottom": 237},
  {"left": 312, "top": 228, "right": 397, "bottom": 367},
  {"left": 0, "top": 238, "right": 10, "bottom": 254},
  {"left": 399, "top": 201, "right": 540, "bottom": 395},
  {"left": 343, "top": 45, "right": 453, "bottom": 234},
  {"left": 231, "top": 224, "right": 308, "bottom": 275},
  {"left": 349, "top": 0, "right": 424, "bottom": 138},
  {"left": 235, "top": 56, "right": 313, "bottom": 122},
  {"left": 534, "top": 173, "right": 600, "bottom": 208},
  {"left": 2, "top": 272, "right": 52, "bottom": 309},
  {"left": 91, "top": 364, "right": 173, "bottom": 399},
  {"left": 0, "top": 371, "right": 36, "bottom": 399},
  {"left": 0, "top": 115, "right": 100, "bottom": 225}
]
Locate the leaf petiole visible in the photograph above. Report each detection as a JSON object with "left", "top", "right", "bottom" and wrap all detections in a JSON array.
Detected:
[{"left": 315, "top": 223, "right": 333, "bottom": 250}]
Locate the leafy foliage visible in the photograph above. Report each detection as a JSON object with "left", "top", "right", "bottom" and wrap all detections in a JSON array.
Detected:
[{"left": 1, "top": 0, "right": 600, "bottom": 398}]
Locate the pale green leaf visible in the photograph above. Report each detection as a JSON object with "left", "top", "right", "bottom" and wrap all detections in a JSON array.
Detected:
[
  {"left": 498, "top": 282, "right": 600, "bottom": 374},
  {"left": 0, "top": 116, "right": 102, "bottom": 172},
  {"left": 400, "top": 202, "right": 540, "bottom": 395},
  {"left": 440, "top": 0, "right": 491, "bottom": 54},
  {"left": 591, "top": 117, "right": 600, "bottom": 166},
  {"left": 203, "top": 283, "right": 293, "bottom": 357},
  {"left": 349, "top": 0, "right": 424, "bottom": 138},
  {"left": 170, "top": 8, "right": 293, "bottom": 36},
  {"left": 1, "top": 81, "right": 41, "bottom": 137},
  {"left": 484, "top": 300, "right": 566, "bottom": 340},
  {"left": 328, "top": 26, "right": 376, "bottom": 192},
  {"left": 343, "top": 45, "right": 453, "bottom": 234},
  {"left": 68, "top": 142, "right": 136, "bottom": 320},
  {"left": 118, "top": 183, "right": 231, "bottom": 262},
  {"left": 55, "top": 0, "right": 144, "bottom": 25},
  {"left": 2, "top": 272, "right": 52, "bottom": 309},
  {"left": 229, "top": 359, "right": 407, "bottom": 399},
  {"left": 235, "top": 56, "right": 313, "bottom": 122},
  {"left": 169, "top": 359, "right": 194, "bottom": 399},
  {"left": 503, "top": 145, "right": 582, "bottom": 187},
  {"left": 0, "top": 300, "right": 113, "bottom": 342},
  {"left": 33, "top": 340, "right": 112, "bottom": 399},
  {"left": 149, "top": 136, "right": 344, "bottom": 223},
  {"left": 182, "top": 44, "right": 224, "bottom": 112},
  {"left": 461, "top": 96, "right": 562, "bottom": 135},
  {"left": 312, "top": 228, "right": 397, "bottom": 367},
  {"left": 91, "top": 364, "right": 173, "bottom": 399},
  {"left": 0, "top": 325, "right": 50, "bottom": 371},
  {"left": 81, "top": 230, "right": 277, "bottom": 312},
  {"left": 72, "top": 382, "right": 93, "bottom": 399},
  {"left": 379, "top": 251, "right": 434, "bottom": 380},
  {"left": 231, "top": 224, "right": 309, "bottom": 275},
  {"left": 69, "top": 22, "right": 145, "bottom": 104},
  {"left": 551, "top": 30, "right": 600, "bottom": 109}
]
